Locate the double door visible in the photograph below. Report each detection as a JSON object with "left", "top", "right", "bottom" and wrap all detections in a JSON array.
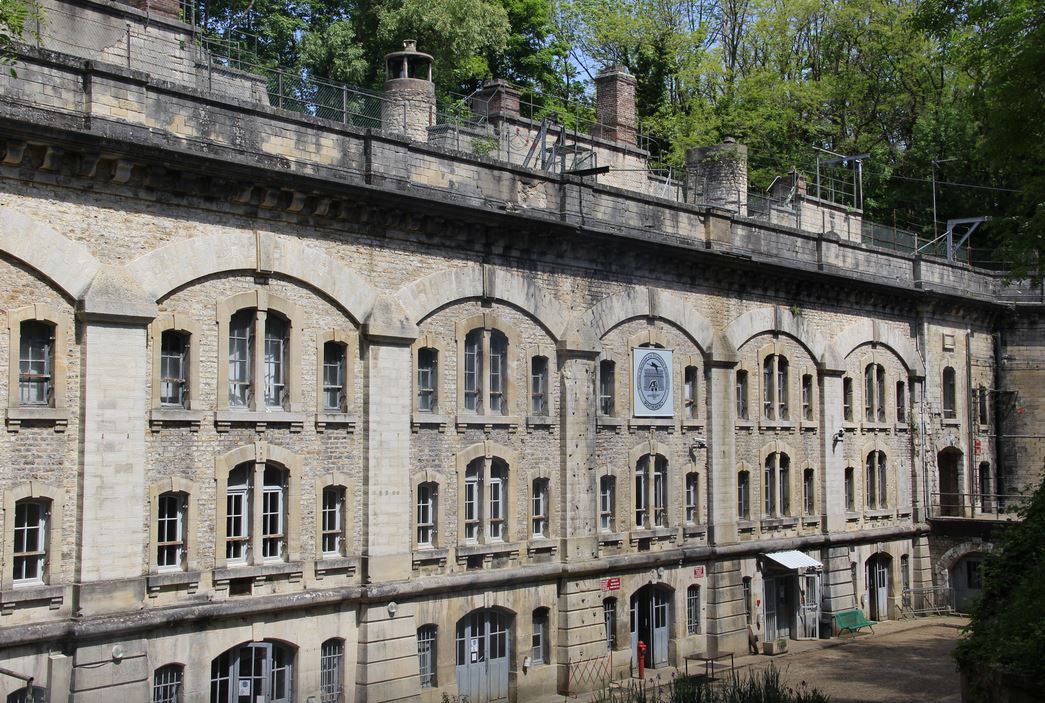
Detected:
[
  {"left": 630, "top": 585, "right": 670, "bottom": 669},
  {"left": 456, "top": 610, "right": 511, "bottom": 703}
]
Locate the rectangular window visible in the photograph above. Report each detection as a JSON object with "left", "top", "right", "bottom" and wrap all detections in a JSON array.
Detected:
[
  {"left": 864, "top": 364, "right": 875, "bottom": 423},
  {"left": 261, "top": 475, "right": 286, "bottom": 560},
  {"left": 896, "top": 380, "right": 906, "bottom": 422},
  {"left": 417, "top": 483, "right": 437, "bottom": 547},
  {"left": 653, "top": 458, "right": 667, "bottom": 528},
  {"left": 531, "top": 479, "right": 548, "bottom": 538},
  {"left": 531, "top": 356, "right": 548, "bottom": 416},
  {"left": 464, "top": 331, "right": 482, "bottom": 413},
  {"left": 13, "top": 500, "right": 46, "bottom": 584},
  {"left": 762, "top": 357, "right": 774, "bottom": 420},
  {"left": 685, "top": 473, "right": 698, "bottom": 524},
  {"left": 866, "top": 454, "right": 877, "bottom": 508},
  {"left": 736, "top": 370, "right": 749, "bottom": 420},
  {"left": 531, "top": 610, "right": 549, "bottom": 664},
  {"left": 843, "top": 377, "right": 853, "bottom": 422},
  {"left": 943, "top": 367, "right": 957, "bottom": 419},
  {"left": 803, "top": 469, "right": 814, "bottom": 515},
  {"left": 320, "top": 640, "right": 344, "bottom": 703},
  {"left": 978, "top": 386, "right": 989, "bottom": 425},
  {"left": 779, "top": 462, "right": 791, "bottom": 516},
  {"left": 321, "top": 486, "right": 345, "bottom": 557},
  {"left": 876, "top": 366, "right": 886, "bottom": 422},
  {"left": 603, "top": 599, "right": 617, "bottom": 651},
  {"left": 599, "top": 476, "right": 615, "bottom": 532},
  {"left": 743, "top": 578, "right": 753, "bottom": 624},
  {"left": 488, "top": 466, "right": 506, "bottom": 541},
  {"left": 801, "top": 374, "right": 813, "bottom": 421},
  {"left": 764, "top": 460, "right": 776, "bottom": 516},
  {"left": 19, "top": 321, "right": 53, "bottom": 406},
  {"left": 263, "top": 315, "right": 288, "bottom": 408},
  {"left": 877, "top": 453, "right": 888, "bottom": 508},
  {"left": 160, "top": 331, "right": 188, "bottom": 408},
  {"left": 228, "top": 310, "right": 253, "bottom": 408},
  {"left": 845, "top": 467, "right": 855, "bottom": 511},
  {"left": 322, "top": 342, "right": 347, "bottom": 411},
  {"left": 738, "top": 472, "right": 750, "bottom": 519},
  {"left": 418, "top": 627, "right": 437, "bottom": 688},
  {"left": 777, "top": 357, "right": 789, "bottom": 420},
  {"left": 464, "top": 470, "right": 480, "bottom": 542},
  {"left": 687, "top": 586, "right": 701, "bottom": 635},
  {"left": 635, "top": 459, "right": 648, "bottom": 528},
  {"left": 417, "top": 347, "right": 437, "bottom": 412},
  {"left": 157, "top": 493, "right": 186, "bottom": 570},
  {"left": 225, "top": 484, "right": 249, "bottom": 562},
  {"left": 489, "top": 332, "right": 507, "bottom": 414},
  {"left": 684, "top": 366, "right": 699, "bottom": 419},
  {"left": 599, "top": 360, "right": 615, "bottom": 416}
]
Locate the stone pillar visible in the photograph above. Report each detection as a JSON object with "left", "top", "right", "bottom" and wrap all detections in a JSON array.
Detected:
[
  {"left": 76, "top": 267, "right": 156, "bottom": 614},
  {"left": 820, "top": 546, "right": 857, "bottom": 618},
  {"left": 820, "top": 371, "right": 846, "bottom": 533},
  {"left": 382, "top": 41, "right": 436, "bottom": 142},
  {"left": 355, "top": 602, "right": 422, "bottom": 703},
  {"left": 707, "top": 361, "right": 738, "bottom": 545},
  {"left": 362, "top": 296, "right": 418, "bottom": 583},
  {"left": 556, "top": 579, "right": 615, "bottom": 695},
  {"left": 686, "top": 139, "right": 748, "bottom": 215},
  {"left": 558, "top": 345, "right": 599, "bottom": 562},
  {"left": 592, "top": 65, "right": 637, "bottom": 146},
  {"left": 705, "top": 559, "right": 746, "bottom": 654}
]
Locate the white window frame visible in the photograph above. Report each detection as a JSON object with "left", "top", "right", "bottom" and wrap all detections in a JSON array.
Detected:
[
  {"left": 687, "top": 585, "right": 701, "bottom": 635},
  {"left": 531, "top": 478, "right": 549, "bottom": 538},
  {"left": 156, "top": 491, "right": 187, "bottom": 571},
  {"left": 261, "top": 466, "right": 287, "bottom": 561},
  {"left": 762, "top": 354, "right": 789, "bottom": 420},
  {"left": 416, "top": 482, "right": 438, "bottom": 547},
  {"left": 599, "top": 359, "right": 616, "bottom": 416},
  {"left": 417, "top": 347, "right": 438, "bottom": 413},
  {"left": 159, "top": 330, "right": 189, "bottom": 409},
  {"left": 418, "top": 625, "right": 437, "bottom": 688},
  {"left": 13, "top": 499, "right": 48, "bottom": 585},
  {"left": 531, "top": 608, "right": 549, "bottom": 665},
  {"left": 864, "top": 363, "right": 886, "bottom": 423},
  {"left": 599, "top": 476, "right": 616, "bottom": 532},
  {"left": 685, "top": 472, "right": 699, "bottom": 524},
  {"left": 320, "top": 485, "right": 346, "bottom": 557},
  {"left": 764, "top": 452, "right": 790, "bottom": 517}
]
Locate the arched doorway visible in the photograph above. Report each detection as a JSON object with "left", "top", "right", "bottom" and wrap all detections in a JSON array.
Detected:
[
  {"left": 952, "top": 553, "right": 986, "bottom": 613},
  {"left": 630, "top": 584, "right": 672, "bottom": 669},
  {"left": 455, "top": 609, "right": 513, "bottom": 703},
  {"left": 937, "top": 448, "right": 963, "bottom": 516},
  {"left": 210, "top": 640, "right": 294, "bottom": 703},
  {"left": 864, "top": 554, "right": 892, "bottom": 621}
]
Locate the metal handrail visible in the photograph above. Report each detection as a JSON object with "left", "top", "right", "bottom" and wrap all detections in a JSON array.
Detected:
[{"left": 929, "top": 491, "right": 1025, "bottom": 519}]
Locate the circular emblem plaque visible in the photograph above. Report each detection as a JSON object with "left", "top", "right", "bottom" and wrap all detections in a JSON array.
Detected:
[{"left": 636, "top": 352, "right": 670, "bottom": 412}]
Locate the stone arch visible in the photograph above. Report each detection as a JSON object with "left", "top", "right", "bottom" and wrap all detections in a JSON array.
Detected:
[
  {"left": 724, "top": 306, "right": 840, "bottom": 369},
  {"left": 934, "top": 540, "right": 994, "bottom": 589},
  {"left": 126, "top": 232, "right": 378, "bottom": 323},
  {"left": 833, "top": 320, "right": 925, "bottom": 378},
  {"left": 628, "top": 438, "right": 675, "bottom": 467},
  {"left": 455, "top": 440, "right": 521, "bottom": 471},
  {"left": 565, "top": 287, "right": 727, "bottom": 358},
  {"left": 0, "top": 207, "right": 102, "bottom": 299},
  {"left": 394, "top": 265, "right": 569, "bottom": 341}
]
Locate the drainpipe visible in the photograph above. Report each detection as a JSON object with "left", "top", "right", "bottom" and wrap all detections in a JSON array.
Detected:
[
  {"left": 917, "top": 315, "right": 931, "bottom": 521},
  {"left": 992, "top": 327, "right": 1004, "bottom": 506},
  {"left": 965, "top": 330, "right": 975, "bottom": 516}
]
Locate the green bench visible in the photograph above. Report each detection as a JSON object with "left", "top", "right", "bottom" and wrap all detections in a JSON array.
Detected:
[{"left": 833, "top": 609, "right": 877, "bottom": 637}]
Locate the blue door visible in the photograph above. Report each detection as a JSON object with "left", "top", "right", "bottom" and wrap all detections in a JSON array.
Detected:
[{"left": 456, "top": 609, "right": 511, "bottom": 702}]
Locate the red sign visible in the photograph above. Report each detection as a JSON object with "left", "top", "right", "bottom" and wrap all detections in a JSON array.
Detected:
[
  {"left": 693, "top": 566, "right": 705, "bottom": 578},
  {"left": 602, "top": 577, "right": 621, "bottom": 591},
  {"left": 975, "top": 439, "right": 982, "bottom": 455}
]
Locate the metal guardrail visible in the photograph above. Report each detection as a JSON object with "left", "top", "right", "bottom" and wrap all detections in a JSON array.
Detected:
[
  {"left": 901, "top": 587, "right": 954, "bottom": 617},
  {"left": 929, "top": 492, "right": 1025, "bottom": 520}
]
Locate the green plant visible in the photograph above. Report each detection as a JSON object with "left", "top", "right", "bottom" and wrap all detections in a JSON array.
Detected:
[
  {"left": 472, "top": 135, "right": 498, "bottom": 157},
  {"left": 594, "top": 666, "right": 829, "bottom": 703}
]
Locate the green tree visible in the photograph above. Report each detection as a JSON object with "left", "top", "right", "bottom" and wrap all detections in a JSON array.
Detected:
[{"left": 1, "top": 0, "right": 41, "bottom": 76}]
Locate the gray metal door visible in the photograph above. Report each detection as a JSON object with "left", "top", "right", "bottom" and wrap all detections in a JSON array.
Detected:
[
  {"left": 764, "top": 578, "right": 778, "bottom": 640},
  {"left": 865, "top": 556, "right": 890, "bottom": 621},
  {"left": 456, "top": 610, "right": 511, "bottom": 703},
  {"left": 652, "top": 588, "right": 669, "bottom": 666}
]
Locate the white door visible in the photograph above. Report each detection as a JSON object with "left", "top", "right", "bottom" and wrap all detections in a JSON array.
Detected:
[{"left": 865, "top": 556, "right": 890, "bottom": 621}]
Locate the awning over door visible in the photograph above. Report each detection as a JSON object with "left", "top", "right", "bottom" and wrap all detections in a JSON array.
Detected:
[{"left": 764, "top": 550, "right": 823, "bottom": 572}]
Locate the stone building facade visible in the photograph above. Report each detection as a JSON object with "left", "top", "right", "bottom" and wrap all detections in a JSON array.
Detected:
[{"left": 0, "top": 1, "right": 1041, "bottom": 701}]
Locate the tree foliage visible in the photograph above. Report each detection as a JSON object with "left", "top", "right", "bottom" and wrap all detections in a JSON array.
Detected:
[
  {"left": 955, "top": 475, "right": 1045, "bottom": 694},
  {"left": 1, "top": 0, "right": 41, "bottom": 76}
]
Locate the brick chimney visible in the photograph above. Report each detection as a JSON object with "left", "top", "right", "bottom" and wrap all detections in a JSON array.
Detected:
[
  {"left": 685, "top": 138, "right": 749, "bottom": 215},
  {"left": 471, "top": 79, "right": 521, "bottom": 122},
  {"left": 592, "top": 65, "right": 637, "bottom": 146},
  {"left": 381, "top": 40, "right": 436, "bottom": 142}
]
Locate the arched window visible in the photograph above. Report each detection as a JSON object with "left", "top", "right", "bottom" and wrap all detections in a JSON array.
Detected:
[
  {"left": 6, "top": 687, "right": 45, "bottom": 703},
  {"left": 156, "top": 491, "right": 187, "bottom": 570},
  {"left": 942, "top": 367, "right": 957, "bottom": 419},
  {"left": 417, "top": 625, "right": 437, "bottom": 688},
  {"left": 762, "top": 355, "right": 789, "bottom": 420},
  {"left": 416, "top": 482, "right": 438, "bottom": 547},
  {"left": 866, "top": 451, "right": 887, "bottom": 509},
  {"left": 635, "top": 454, "right": 668, "bottom": 528},
  {"left": 599, "top": 476, "right": 616, "bottom": 532},
  {"left": 764, "top": 452, "right": 790, "bottom": 517},
  {"left": 222, "top": 294, "right": 299, "bottom": 413},
  {"left": 464, "top": 327, "right": 509, "bottom": 415},
  {"left": 463, "top": 457, "right": 511, "bottom": 544},
  {"left": 686, "top": 585, "right": 702, "bottom": 635},
  {"left": 210, "top": 641, "right": 294, "bottom": 703},
  {"left": 896, "top": 380, "right": 907, "bottom": 422},
  {"left": 224, "top": 460, "right": 291, "bottom": 565},
  {"left": 152, "top": 664, "right": 184, "bottom": 703},
  {"left": 599, "top": 359, "right": 616, "bottom": 416},
  {"left": 320, "top": 638, "right": 344, "bottom": 703},
  {"left": 737, "top": 470, "right": 750, "bottom": 519},
  {"left": 864, "top": 363, "right": 886, "bottom": 422},
  {"left": 531, "top": 607, "right": 550, "bottom": 664}
]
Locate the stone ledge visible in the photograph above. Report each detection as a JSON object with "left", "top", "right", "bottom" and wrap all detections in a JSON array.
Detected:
[
  {"left": 146, "top": 570, "right": 200, "bottom": 597},
  {"left": 149, "top": 407, "right": 205, "bottom": 431},
  {"left": 314, "top": 556, "right": 360, "bottom": 580},
  {"left": 213, "top": 561, "right": 304, "bottom": 583},
  {"left": 315, "top": 412, "right": 357, "bottom": 433},
  {"left": 412, "top": 548, "right": 449, "bottom": 568},
  {"left": 6, "top": 406, "right": 69, "bottom": 432},
  {"left": 1, "top": 583, "right": 65, "bottom": 612},
  {"left": 760, "top": 517, "right": 799, "bottom": 529},
  {"left": 455, "top": 415, "right": 521, "bottom": 432},
  {"left": 214, "top": 410, "right": 305, "bottom": 432},
  {"left": 411, "top": 413, "right": 449, "bottom": 432}
]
